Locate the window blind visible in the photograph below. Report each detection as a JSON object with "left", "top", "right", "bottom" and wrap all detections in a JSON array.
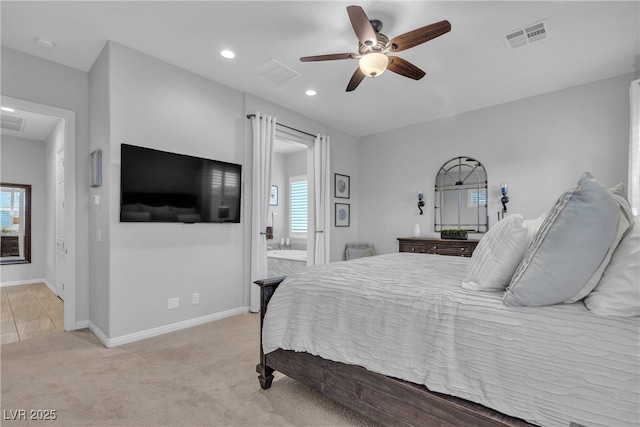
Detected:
[{"left": 290, "top": 178, "right": 308, "bottom": 235}]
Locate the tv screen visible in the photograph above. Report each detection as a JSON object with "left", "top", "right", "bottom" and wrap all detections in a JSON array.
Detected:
[{"left": 120, "top": 144, "right": 241, "bottom": 223}]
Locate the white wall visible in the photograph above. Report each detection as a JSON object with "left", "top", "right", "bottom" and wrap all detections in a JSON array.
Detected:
[
  {"left": 88, "top": 43, "right": 112, "bottom": 335},
  {"left": 357, "top": 72, "right": 638, "bottom": 255},
  {"left": 327, "top": 127, "right": 359, "bottom": 261},
  {"left": 0, "top": 136, "right": 46, "bottom": 283},
  {"left": 269, "top": 153, "right": 285, "bottom": 245},
  {"left": 104, "top": 42, "right": 246, "bottom": 338},
  {"left": 1, "top": 46, "right": 90, "bottom": 322}
]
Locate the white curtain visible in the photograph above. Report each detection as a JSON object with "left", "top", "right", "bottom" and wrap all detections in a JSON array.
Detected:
[
  {"left": 629, "top": 79, "right": 639, "bottom": 216},
  {"left": 307, "top": 134, "right": 331, "bottom": 265},
  {"left": 250, "top": 113, "right": 276, "bottom": 312}
]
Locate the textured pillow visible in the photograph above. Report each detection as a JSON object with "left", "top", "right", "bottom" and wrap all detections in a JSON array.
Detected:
[
  {"left": 503, "top": 172, "right": 621, "bottom": 306},
  {"left": 584, "top": 215, "right": 638, "bottom": 317},
  {"left": 462, "top": 214, "right": 529, "bottom": 291}
]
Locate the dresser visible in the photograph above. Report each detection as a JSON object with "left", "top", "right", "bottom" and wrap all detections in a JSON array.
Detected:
[
  {"left": 1, "top": 236, "right": 20, "bottom": 257},
  {"left": 397, "top": 237, "right": 479, "bottom": 258}
]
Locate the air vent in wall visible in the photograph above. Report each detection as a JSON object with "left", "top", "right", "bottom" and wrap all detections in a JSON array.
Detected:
[
  {"left": 504, "top": 20, "right": 549, "bottom": 50},
  {"left": 1, "top": 114, "right": 25, "bottom": 132},
  {"left": 252, "top": 59, "right": 300, "bottom": 86}
]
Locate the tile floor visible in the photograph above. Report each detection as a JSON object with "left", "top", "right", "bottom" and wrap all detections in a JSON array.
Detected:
[{"left": 1, "top": 283, "right": 64, "bottom": 344}]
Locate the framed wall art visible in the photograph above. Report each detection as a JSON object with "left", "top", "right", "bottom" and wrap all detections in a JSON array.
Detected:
[
  {"left": 334, "top": 173, "right": 350, "bottom": 199},
  {"left": 335, "top": 203, "right": 350, "bottom": 227},
  {"left": 270, "top": 185, "right": 279, "bottom": 206}
]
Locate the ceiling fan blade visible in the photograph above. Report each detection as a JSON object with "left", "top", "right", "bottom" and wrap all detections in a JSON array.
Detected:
[
  {"left": 346, "top": 67, "right": 366, "bottom": 92},
  {"left": 300, "top": 53, "right": 354, "bottom": 62},
  {"left": 347, "top": 5, "right": 377, "bottom": 46},
  {"left": 387, "top": 56, "right": 426, "bottom": 80},
  {"left": 389, "top": 20, "right": 451, "bottom": 52}
]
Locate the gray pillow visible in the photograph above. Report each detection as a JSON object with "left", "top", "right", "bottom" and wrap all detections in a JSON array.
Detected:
[
  {"left": 565, "top": 183, "right": 634, "bottom": 303},
  {"left": 345, "top": 247, "right": 375, "bottom": 260},
  {"left": 503, "top": 172, "right": 621, "bottom": 307}
]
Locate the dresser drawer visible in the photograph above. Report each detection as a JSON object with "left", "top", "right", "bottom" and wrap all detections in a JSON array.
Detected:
[
  {"left": 398, "top": 237, "right": 478, "bottom": 258},
  {"left": 399, "top": 242, "right": 427, "bottom": 253},
  {"left": 425, "top": 243, "right": 473, "bottom": 257}
]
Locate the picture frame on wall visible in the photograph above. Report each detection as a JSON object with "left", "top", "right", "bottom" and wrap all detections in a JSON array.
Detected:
[
  {"left": 335, "top": 203, "right": 350, "bottom": 227},
  {"left": 90, "top": 149, "right": 102, "bottom": 187},
  {"left": 334, "top": 173, "right": 350, "bottom": 199},
  {"left": 270, "top": 185, "right": 278, "bottom": 206}
]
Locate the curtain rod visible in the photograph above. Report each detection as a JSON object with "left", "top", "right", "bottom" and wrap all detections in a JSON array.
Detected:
[{"left": 246, "top": 114, "right": 316, "bottom": 139}]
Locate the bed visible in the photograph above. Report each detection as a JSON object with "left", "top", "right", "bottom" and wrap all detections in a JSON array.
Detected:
[{"left": 255, "top": 173, "right": 640, "bottom": 427}]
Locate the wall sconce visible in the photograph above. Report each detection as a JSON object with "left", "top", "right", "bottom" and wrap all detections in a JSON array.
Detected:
[
  {"left": 500, "top": 183, "right": 509, "bottom": 216},
  {"left": 418, "top": 191, "right": 425, "bottom": 215}
]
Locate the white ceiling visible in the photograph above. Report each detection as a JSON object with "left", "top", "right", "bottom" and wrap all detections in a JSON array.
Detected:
[
  {"left": 1, "top": 109, "right": 60, "bottom": 141},
  {"left": 1, "top": 1, "right": 638, "bottom": 138}
]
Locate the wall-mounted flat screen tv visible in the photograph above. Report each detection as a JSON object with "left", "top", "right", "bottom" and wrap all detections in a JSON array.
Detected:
[{"left": 120, "top": 144, "right": 241, "bottom": 223}]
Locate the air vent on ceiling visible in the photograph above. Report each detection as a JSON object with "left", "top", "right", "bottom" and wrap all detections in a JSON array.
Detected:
[
  {"left": 1, "top": 113, "right": 25, "bottom": 132},
  {"left": 504, "top": 20, "right": 549, "bottom": 51},
  {"left": 252, "top": 59, "right": 300, "bottom": 86}
]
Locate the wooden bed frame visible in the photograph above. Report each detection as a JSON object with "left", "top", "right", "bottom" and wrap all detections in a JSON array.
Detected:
[{"left": 255, "top": 277, "right": 535, "bottom": 427}]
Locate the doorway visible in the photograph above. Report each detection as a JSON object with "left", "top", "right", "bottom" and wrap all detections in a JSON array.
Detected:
[
  {"left": 270, "top": 138, "right": 309, "bottom": 257},
  {"left": 1, "top": 96, "right": 76, "bottom": 331}
]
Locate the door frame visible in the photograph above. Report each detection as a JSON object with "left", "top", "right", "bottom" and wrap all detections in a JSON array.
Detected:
[{"left": 2, "top": 96, "right": 76, "bottom": 331}]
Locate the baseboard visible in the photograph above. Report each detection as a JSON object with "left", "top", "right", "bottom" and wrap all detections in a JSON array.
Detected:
[
  {"left": 87, "top": 321, "right": 109, "bottom": 347},
  {"left": 1, "top": 278, "right": 49, "bottom": 288},
  {"left": 88, "top": 306, "right": 251, "bottom": 348},
  {"left": 42, "top": 279, "right": 56, "bottom": 295},
  {"left": 74, "top": 320, "right": 90, "bottom": 330}
]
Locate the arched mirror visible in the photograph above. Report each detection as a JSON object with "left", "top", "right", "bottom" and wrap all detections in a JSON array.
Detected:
[
  {"left": 1, "top": 183, "right": 31, "bottom": 264},
  {"left": 434, "top": 157, "right": 488, "bottom": 233}
]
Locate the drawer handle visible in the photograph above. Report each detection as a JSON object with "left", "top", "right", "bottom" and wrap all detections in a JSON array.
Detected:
[{"left": 411, "top": 247, "right": 416, "bottom": 252}]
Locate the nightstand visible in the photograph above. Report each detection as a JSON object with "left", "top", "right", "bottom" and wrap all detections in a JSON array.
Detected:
[{"left": 397, "top": 237, "right": 479, "bottom": 257}]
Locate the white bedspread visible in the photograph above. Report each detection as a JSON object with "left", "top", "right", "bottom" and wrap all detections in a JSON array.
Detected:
[{"left": 262, "top": 253, "right": 640, "bottom": 427}]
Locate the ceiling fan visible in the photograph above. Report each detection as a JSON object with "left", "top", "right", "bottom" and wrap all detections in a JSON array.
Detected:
[{"left": 300, "top": 5, "right": 451, "bottom": 92}]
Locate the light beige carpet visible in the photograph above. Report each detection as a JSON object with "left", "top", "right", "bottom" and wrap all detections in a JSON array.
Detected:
[{"left": 1, "top": 313, "right": 379, "bottom": 426}]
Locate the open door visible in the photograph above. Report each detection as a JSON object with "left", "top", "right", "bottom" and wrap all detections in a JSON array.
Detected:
[{"left": 55, "top": 146, "right": 66, "bottom": 300}]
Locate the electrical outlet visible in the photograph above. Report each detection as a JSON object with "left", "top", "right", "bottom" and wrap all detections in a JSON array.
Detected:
[
  {"left": 168, "top": 297, "right": 179, "bottom": 309},
  {"left": 192, "top": 293, "right": 199, "bottom": 305}
]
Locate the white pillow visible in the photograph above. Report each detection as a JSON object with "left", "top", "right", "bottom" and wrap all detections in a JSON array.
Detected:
[
  {"left": 504, "top": 172, "right": 622, "bottom": 307},
  {"left": 523, "top": 213, "right": 546, "bottom": 246},
  {"left": 462, "top": 214, "right": 529, "bottom": 291},
  {"left": 584, "top": 216, "right": 639, "bottom": 317}
]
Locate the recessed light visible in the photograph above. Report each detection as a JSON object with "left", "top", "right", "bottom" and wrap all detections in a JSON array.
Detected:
[
  {"left": 1, "top": 107, "right": 15, "bottom": 112},
  {"left": 35, "top": 36, "right": 56, "bottom": 49},
  {"left": 305, "top": 89, "right": 317, "bottom": 96},
  {"left": 220, "top": 50, "right": 235, "bottom": 59}
]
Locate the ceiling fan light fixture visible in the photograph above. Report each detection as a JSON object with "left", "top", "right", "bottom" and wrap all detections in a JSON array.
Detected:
[{"left": 358, "top": 52, "right": 388, "bottom": 77}]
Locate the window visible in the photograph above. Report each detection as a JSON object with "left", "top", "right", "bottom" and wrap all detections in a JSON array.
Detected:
[
  {"left": 1, "top": 183, "right": 31, "bottom": 264},
  {"left": 0, "top": 188, "right": 22, "bottom": 230},
  {"left": 467, "top": 188, "right": 487, "bottom": 208},
  {"left": 290, "top": 176, "right": 308, "bottom": 236}
]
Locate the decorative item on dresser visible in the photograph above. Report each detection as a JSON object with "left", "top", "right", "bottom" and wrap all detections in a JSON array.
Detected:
[{"left": 397, "top": 237, "right": 478, "bottom": 257}]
